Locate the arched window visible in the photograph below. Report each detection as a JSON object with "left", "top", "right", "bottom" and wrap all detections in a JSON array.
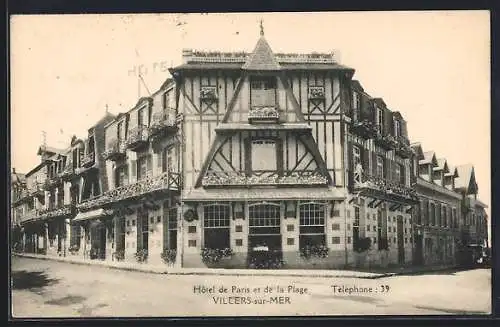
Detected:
[
  {"left": 299, "top": 202, "right": 326, "bottom": 248},
  {"left": 203, "top": 204, "right": 230, "bottom": 249}
]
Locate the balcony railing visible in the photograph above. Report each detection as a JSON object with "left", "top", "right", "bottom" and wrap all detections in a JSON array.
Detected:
[
  {"left": 352, "top": 169, "right": 418, "bottom": 203},
  {"left": 202, "top": 171, "right": 328, "bottom": 187},
  {"left": 374, "top": 134, "right": 398, "bottom": 151},
  {"left": 38, "top": 204, "right": 74, "bottom": 219},
  {"left": 77, "top": 172, "right": 181, "bottom": 211},
  {"left": 351, "top": 119, "right": 379, "bottom": 139},
  {"left": 81, "top": 152, "right": 95, "bottom": 168},
  {"left": 149, "top": 112, "right": 178, "bottom": 138},
  {"left": 248, "top": 106, "right": 280, "bottom": 123},
  {"left": 126, "top": 125, "right": 149, "bottom": 151},
  {"left": 102, "top": 139, "right": 127, "bottom": 161}
]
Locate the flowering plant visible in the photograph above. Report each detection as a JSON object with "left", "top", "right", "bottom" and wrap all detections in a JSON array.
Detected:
[
  {"left": 135, "top": 249, "right": 148, "bottom": 263},
  {"left": 201, "top": 248, "right": 233, "bottom": 264},
  {"left": 300, "top": 244, "right": 329, "bottom": 259},
  {"left": 200, "top": 87, "right": 217, "bottom": 100},
  {"left": 113, "top": 250, "right": 125, "bottom": 261},
  {"left": 247, "top": 250, "right": 285, "bottom": 269},
  {"left": 161, "top": 249, "right": 177, "bottom": 264},
  {"left": 308, "top": 87, "right": 325, "bottom": 99},
  {"left": 68, "top": 245, "right": 80, "bottom": 255}
]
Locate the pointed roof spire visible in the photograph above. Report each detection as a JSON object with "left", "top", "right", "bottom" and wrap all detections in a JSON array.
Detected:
[{"left": 242, "top": 21, "right": 281, "bottom": 71}]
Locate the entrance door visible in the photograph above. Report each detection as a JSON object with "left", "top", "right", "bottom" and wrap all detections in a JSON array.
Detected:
[
  {"left": 415, "top": 234, "right": 424, "bottom": 265},
  {"left": 90, "top": 222, "right": 106, "bottom": 260},
  {"left": 247, "top": 203, "right": 282, "bottom": 269},
  {"left": 397, "top": 216, "right": 404, "bottom": 265}
]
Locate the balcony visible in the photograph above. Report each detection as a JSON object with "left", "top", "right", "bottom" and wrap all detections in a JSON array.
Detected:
[
  {"left": 81, "top": 152, "right": 95, "bottom": 168},
  {"left": 350, "top": 119, "right": 379, "bottom": 139},
  {"left": 38, "top": 204, "right": 74, "bottom": 219},
  {"left": 77, "top": 171, "right": 181, "bottom": 211},
  {"left": 19, "top": 209, "right": 43, "bottom": 224},
  {"left": 60, "top": 165, "right": 75, "bottom": 181},
  {"left": 126, "top": 126, "right": 149, "bottom": 151},
  {"left": 102, "top": 139, "right": 127, "bottom": 161},
  {"left": 374, "top": 134, "right": 398, "bottom": 151},
  {"left": 149, "top": 112, "right": 178, "bottom": 138},
  {"left": 202, "top": 171, "right": 328, "bottom": 187},
  {"left": 352, "top": 170, "right": 418, "bottom": 204},
  {"left": 248, "top": 106, "right": 280, "bottom": 124},
  {"left": 395, "top": 139, "right": 413, "bottom": 159}
]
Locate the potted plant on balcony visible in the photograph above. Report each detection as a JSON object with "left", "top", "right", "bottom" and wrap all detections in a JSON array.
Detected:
[{"left": 351, "top": 120, "right": 378, "bottom": 139}]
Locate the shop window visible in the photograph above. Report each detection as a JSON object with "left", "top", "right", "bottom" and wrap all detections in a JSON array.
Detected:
[
  {"left": 299, "top": 202, "right": 326, "bottom": 249},
  {"left": 249, "top": 203, "right": 280, "bottom": 235},
  {"left": 203, "top": 204, "right": 230, "bottom": 249}
]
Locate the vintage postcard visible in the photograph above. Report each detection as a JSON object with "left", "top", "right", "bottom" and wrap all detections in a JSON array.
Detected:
[{"left": 9, "top": 11, "right": 491, "bottom": 317}]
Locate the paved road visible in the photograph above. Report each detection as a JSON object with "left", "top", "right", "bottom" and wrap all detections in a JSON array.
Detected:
[{"left": 11, "top": 256, "right": 491, "bottom": 317}]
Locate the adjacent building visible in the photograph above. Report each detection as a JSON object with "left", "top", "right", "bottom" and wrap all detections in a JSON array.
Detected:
[{"left": 11, "top": 28, "right": 489, "bottom": 270}]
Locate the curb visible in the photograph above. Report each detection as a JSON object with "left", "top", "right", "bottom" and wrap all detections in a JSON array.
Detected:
[{"left": 13, "top": 253, "right": 387, "bottom": 279}]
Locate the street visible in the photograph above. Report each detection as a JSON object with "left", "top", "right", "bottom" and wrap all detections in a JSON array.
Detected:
[{"left": 11, "top": 256, "right": 491, "bottom": 317}]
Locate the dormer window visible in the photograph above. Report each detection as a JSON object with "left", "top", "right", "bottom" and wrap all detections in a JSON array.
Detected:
[{"left": 250, "top": 76, "right": 276, "bottom": 108}]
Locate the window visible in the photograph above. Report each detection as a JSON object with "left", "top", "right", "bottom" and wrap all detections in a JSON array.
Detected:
[
  {"left": 137, "top": 155, "right": 152, "bottom": 180},
  {"left": 394, "top": 165, "right": 401, "bottom": 185},
  {"left": 138, "top": 107, "right": 147, "bottom": 127},
  {"left": 332, "top": 224, "right": 340, "bottom": 231},
  {"left": 377, "top": 108, "right": 384, "bottom": 127},
  {"left": 188, "top": 240, "right": 196, "bottom": 247},
  {"left": 236, "top": 239, "right": 243, "bottom": 246},
  {"left": 249, "top": 204, "right": 280, "bottom": 235},
  {"left": 162, "top": 92, "right": 168, "bottom": 110},
  {"left": 188, "top": 226, "right": 196, "bottom": 233},
  {"left": 394, "top": 120, "right": 401, "bottom": 138},
  {"left": 251, "top": 139, "right": 277, "bottom": 171},
  {"left": 250, "top": 76, "right": 276, "bottom": 107},
  {"left": 287, "top": 238, "right": 295, "bottom": 245},
  {"left": 353, "top": 206, "right": 360, "bottom": 250},
  {"left": 430, "top": 203, "right": 435, "bottom": 225},
  {"left": 436, "top": 203, "right": 441, "bottom": 227},
  {"left": 162, "top": 146, "right": 175, "bottom": 173},
  {"left": 235, "top": 225, "right": 243, "bottom": 232},
  {"left": 204, "top": 204, "right": 230, "bottom": 249},
  {"left": 299, "top": 203, "right": 326, "bottom": 248},
  {"left": 287, "top": 224, "right": 294, "bottom": 232},
  {"left": 452, "top": 208, "right": 457, "bottom": 228},
  {"left": 352, "top": 92, "right": 361, "bottom": 120},
  {"left": 331, "top": 237, "right": 341, "bottom": 244},
  {"left": 353, "top": 145, "right": 361, "bottom": 167},
  {"left": 115, "top": 164, "right": 128, "bottom": 187},
  {"left": 117, "top": 121, "right": 124, "bottom": 141},
  {"left": 376, "top": 156, "right": 384, "bottom": 178}
]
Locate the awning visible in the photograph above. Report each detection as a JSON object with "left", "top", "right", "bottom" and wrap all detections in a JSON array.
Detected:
[
  {"left": 73, "top": 208, "right": 113, "bottom": 222},
  {"left": 182, "top": 187, "right": 346, "bottom": 202}
]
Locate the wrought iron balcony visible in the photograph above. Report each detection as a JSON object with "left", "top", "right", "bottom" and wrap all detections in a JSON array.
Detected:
[
  {"left": 102, "top": 139, "right": 127, "bottom": 161},
  {"left": 350, "top": 119, "right": 379, "bottom": 139},
  {"left": 81, "top": 152, "right": 95, "bottom": 168},
  {"left": 202, "top": 171, "right": 328, "bottom": 187},
  {"left": 352, "top": 168, "right": 418, "bottom": 204},
  {"left": 38, "top": 204, "right": 74, "bottom": 219},
  {"left": 126, "top": 125, "right": 149, "bottom": 151},
  {"left": 19, "top": 209, "right": 43, "bottom": 223},
  {"left": 149, "top": 112, "right": 178, "bottom": 138},
  {"left": 374, "top": 134, "right": 398, "bottom": 151},
  {"left": 248, "top": 106, "right": 280, "bottom": 123},
  {"left": 77, "top": 171, "right": 181, "bottom": 211}
]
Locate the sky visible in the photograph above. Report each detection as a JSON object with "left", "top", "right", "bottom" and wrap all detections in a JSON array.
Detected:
[{"left": 10, "top": 11, "right": 490, "bottom": 238}]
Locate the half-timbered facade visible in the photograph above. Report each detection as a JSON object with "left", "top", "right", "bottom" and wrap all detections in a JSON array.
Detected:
[{"left": 12, "top": 26, "right": 489, "bottom": 270}]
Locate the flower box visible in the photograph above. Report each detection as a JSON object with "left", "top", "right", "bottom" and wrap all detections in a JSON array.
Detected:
[
  {"left": 308, "top": 86, "right": 325, "bottom": 100},
  {"left": 248, "top": 106, "right": 280, "bottom": 123},
  {"left": 375, "top": 134, "right": 398, "bottom": 151},
  {"left": 351, "top": 120, "right": 379, "bottom": 139},
  {"left": 200, "top": 86, "right": 218, "bottom": 101}
]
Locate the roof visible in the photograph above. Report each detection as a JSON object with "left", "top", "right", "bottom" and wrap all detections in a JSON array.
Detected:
[
  {"left": 420, "top": 151, "right": 438, "bottom": 166},
  {"left": 172, "top": 62, "right": 353, "bottom": 72},
  {"left": 434, "top": 158, "right": 449, "bottom": 173},
  {"left": 11, "top": 172, "right": 26, "bottom": 185},
  {"left": 90, "top": 112, "right": 116, "bottom": 129},
  {"left": 445, "top": 165, "right": 459, "bottom": 178},
  {"left": 37, "top": 145, "right": 66, "bottom": 156},
  {"left": 373, "top": 98, "right": 387, "bottom": 108},
  {"left": 242, "top": 36, "right": 281, "bottom": 71},
  {"left": 455, "top": 164, "right": 478, "bottom": 194},
  {"left": 351, "top": 80, "right": 364, "bottom": 92},
  {"left": 183, "top": 187, "right": 346, "bottom": 202},
  {"left": 410, "top": 143, "right": 425, "bottom": 160}
]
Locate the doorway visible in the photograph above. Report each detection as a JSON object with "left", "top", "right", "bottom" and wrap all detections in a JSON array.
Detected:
[
  {"left": 247, "top": 203, "right": 282, "bottom": 269},
  {"left": 90, "top": 221, "right": 106, "bottom": 260},
  {"left": 414, "top": 234, "right": 424, "bottom": 265},
  {"left": 397, "top": 216, "right": 404, "bottom": 265}
]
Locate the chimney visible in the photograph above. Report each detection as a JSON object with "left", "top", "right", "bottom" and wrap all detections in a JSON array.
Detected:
[{"left": 182, "top": 49, "right": 193, "bottom": 64}]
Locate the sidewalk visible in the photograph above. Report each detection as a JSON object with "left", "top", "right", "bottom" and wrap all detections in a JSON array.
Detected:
[{"left": 13, "top": 253, "right": 460, "bottom": 279}]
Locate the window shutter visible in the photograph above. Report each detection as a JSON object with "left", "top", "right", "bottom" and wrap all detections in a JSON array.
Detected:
[
  {"left": 401, "top": 120, "right": 408, "bottom": 139},
  {"left": 384, "top": 110, "right": 393, "bottom": 136},
  {"left": 244, "top": 138, "right": 252, "bottom": 176},
  {"left": 131, "top": 160, "right": 137, "bottom": 179},
  {"left": 147, "top": 155, "right": 152, "bottom": 174},
  {"left": 371, "top": 152, "right": 377, "bottom": 176},
  {"left": 348, "top": 142, "right": 354, "bottom": 188}
]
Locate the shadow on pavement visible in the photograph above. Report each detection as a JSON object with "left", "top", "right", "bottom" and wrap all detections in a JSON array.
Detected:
[
  {"left": 45, "top": 295, "right": 86, "bottom": 306},
  {"left": 414, "top": 305, "right": 490, "bottom": 315},
  {"left": 11, "top": 270, "right": 59, "bottom": 291}
]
